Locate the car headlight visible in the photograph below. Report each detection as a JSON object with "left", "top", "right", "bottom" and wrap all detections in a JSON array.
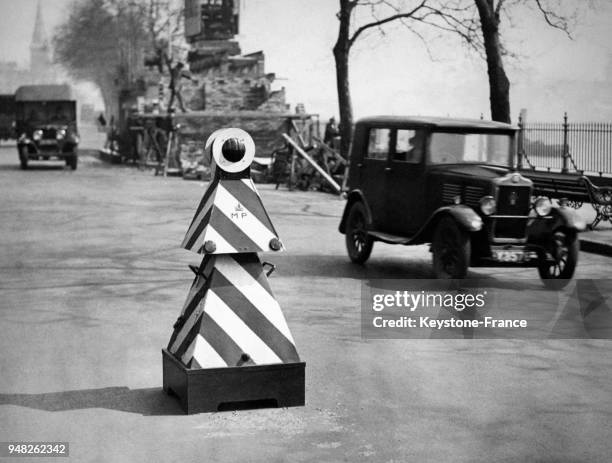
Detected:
[
  {"left": 56, "top": 129, "right": 66, "bottom": 140},
  {"left": 33, "top": 129, "right": 42, "bottom": 141},
  {"left": 534, "top": 197, "right": 552, "bottom": 216},
  {"left": 479, "top": 195, "right": 496, "bottom": 216}
]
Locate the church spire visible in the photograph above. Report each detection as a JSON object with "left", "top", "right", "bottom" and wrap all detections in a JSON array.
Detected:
[
  {"left": 30, "top": 0, "right": 51, "bottom": 74},
  {"left": 31, "top": 0, "right": 48, "bottom": 51}
]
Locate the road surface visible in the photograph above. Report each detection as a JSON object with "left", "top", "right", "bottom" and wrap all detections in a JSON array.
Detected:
[{"left": 0, "top": 145, "right": 611, "bottom": 462}]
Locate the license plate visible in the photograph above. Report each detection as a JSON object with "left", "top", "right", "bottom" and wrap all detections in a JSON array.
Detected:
[
  {"left": 39, "top": 140, "right": 56, "bottom": 146},
  {"left": 493, "top": 250, "right": 525, "bottom": 262}
]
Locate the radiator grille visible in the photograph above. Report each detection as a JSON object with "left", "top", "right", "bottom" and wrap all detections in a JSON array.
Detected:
[
  {"left": 42, "top": 128, "right": 57, "bottom": 139},
  {"left": 497, "top": 185, "right": 530, "bottom": 216},
  {"left": 493, "top": 185, "right": 531, "bottom": 239}
]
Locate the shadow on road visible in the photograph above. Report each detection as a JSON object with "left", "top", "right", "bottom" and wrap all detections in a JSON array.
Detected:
[
  {"left": 0, "top": 163, "right": 68, "bottom": 171},
  {"left": 0, "top": 386, "right": 183, "bottom": 416},
  {"left": 271, "top": 253, "right": 434, "bottom": 279},
  {"left": 0, "top": 166, "right": 21, "bottom": 171},
  {"left": 271, "top": 253, "right": 539, "bottom": 290}
]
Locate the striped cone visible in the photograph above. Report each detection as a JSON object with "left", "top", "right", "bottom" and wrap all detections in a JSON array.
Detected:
[
  {"left": 163, "top": 128, "right": 304, "bottom": 413},
  {"left": 168, "top": 253, "right": 300, "bottom": 369},
  {"left": 181, "top": 177, "right": 282, "bottom": 254}
]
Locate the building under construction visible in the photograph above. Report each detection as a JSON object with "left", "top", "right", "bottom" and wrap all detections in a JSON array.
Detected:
[{"left": 119, "top": 0, "right": 320, "bottom": 178}]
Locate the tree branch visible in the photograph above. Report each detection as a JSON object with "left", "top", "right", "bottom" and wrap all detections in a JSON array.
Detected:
[
  {"left": 348, "top": 0, "right": 428, "bottom": 47},
  {"left": 533, "top": 0, "right": 572, "bottom": 38},
  {"left": 495, "top": 0, "right": 506, "bottom": 17}
]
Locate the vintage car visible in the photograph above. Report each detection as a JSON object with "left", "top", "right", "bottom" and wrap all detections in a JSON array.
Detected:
[
  {"left": 15, "top": 84, "right": 79, "bottom": 170},
  {"left": 339, "top": 116, "right": 585, "bottom": 287}
]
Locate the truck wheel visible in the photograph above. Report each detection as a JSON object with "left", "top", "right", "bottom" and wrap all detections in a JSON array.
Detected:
[
  {"left": 345, "top": 201, "right": 373, "bottom": 264},
  {"left": 432, "top": 216, "right": 470, "bottom": 279},
  {"left": 66, "top": 154, "right": 78, "bottom": 170},
  {"left": 19, "top": 147, "right": 28, "bottom": 170},
  {"left": 537, "top": 229, "right": 578, "bottom": 289}
]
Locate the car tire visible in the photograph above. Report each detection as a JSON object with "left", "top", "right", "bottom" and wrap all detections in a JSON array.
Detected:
[
  {"left": 66, "top": 154, "right": 78, "bottom": 170},
  {"left": 19, "top": 147, "right": 28, "bottom": 170},
  {"left": 345, "top": 201, "right": 374, "bottom": 264},
  {"left": 537, "top": 229, "right": 578, "bottom": 289},
  {"left": 432, "top": 216, "right": 471, "bottom": 279}
]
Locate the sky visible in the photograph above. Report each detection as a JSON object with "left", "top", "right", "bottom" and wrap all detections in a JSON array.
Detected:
[{"left": 1, "top": 0, "right": 611, "bottom": 121}]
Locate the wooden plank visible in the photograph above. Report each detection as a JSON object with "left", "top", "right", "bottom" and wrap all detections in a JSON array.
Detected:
[
  {"left": 312, "top": 135, "right": 349, "bottom": 192},
  {"left": 312, "top": 136, "right": 347, "bottom": 165},
  {"left": 282, "top": 134, "right": 341, "bottom": 194},
  {"left": 289, "top": 119, "right": 308, "bottom": 148}
]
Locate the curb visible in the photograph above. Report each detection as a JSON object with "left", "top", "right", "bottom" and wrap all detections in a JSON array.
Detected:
[{"left": 580, "top": 238, "right": 612, "bottom": 257}]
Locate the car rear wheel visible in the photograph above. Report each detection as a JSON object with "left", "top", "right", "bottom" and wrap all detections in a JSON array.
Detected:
[
  {"left": 345, "top": 201, "right": 373, "bottom": 264},
  {"left": 537, "top": 229, "right": 578, "bottom": 289},
  {"left": 432, "top": 216, "right": 470, "bottom": 279},
  {"left": 19, "top": 147, "right": 28, "bottom": 170}
]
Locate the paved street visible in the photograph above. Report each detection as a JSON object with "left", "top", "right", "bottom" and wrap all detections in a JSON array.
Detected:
[{"left": 0, "top": 144, "right": 611, "bottom": 462}]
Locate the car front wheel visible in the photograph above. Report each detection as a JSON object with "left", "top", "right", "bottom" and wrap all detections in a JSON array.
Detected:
[
  {"left": 19, "top": 147, "right": 28, "bottom": 170},
  {"left": 432, "top": 216, "right": 470, "bottom": 279},
  {"left": 345, "top": 201, "right": 374, "bottom": 264},
  {"left": 66, "top": 153, "right": 78, "bottom": 170},
  {"left": 537, "top": 229, "right": 578, "bottom": 289}
]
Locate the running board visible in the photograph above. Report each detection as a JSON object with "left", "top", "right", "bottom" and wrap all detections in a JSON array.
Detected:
[{"left": 367, "top": 231, "right": 414, "bottom": 245}]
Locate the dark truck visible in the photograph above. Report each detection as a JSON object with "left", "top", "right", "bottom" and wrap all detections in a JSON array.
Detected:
[
  {"left": 339, "top": 116, "right": 586, "bottom": 287},
  {"left": 15, "top": 84, "right": 79, "bottom": 170},
  {"left": 0, "top": 94, "right": 16, "bottom": 140}
]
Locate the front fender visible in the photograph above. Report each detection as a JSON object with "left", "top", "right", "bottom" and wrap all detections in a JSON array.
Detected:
[
  {"left": 338, "top": 190, "right": 372, "bottom": 234},
  {"left": 550, "top": 206, "right": 587, "bottom": 232},
  {"left": 17, "top": 135, "right": 32, "bottom": 146},
  {"left": 411, "top": 205, "right": 483, "bottom": 244},
  {"left": 527, "top": 206, "right": 586, "bottom": 243},
  {"left": 17, "top": 137, "right": 36, "bottom": 152}
]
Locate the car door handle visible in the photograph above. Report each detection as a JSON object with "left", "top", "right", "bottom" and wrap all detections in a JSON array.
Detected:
[
  {"left": 357, "top": 163, "right": 363, "bottom": 168},
  {"left": 384, "top": 167, "right": 392, "bottom": 172}
]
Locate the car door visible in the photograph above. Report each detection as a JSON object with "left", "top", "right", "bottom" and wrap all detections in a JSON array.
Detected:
[
  {"left": 383, "top": 128, "right": 428, "bottom": 235},
  {"left": 359, "top": 126, "right": 392, "bottom": 229}
]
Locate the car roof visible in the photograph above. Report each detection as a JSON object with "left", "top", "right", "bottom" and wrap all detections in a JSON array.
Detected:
[
  {"left": 15, "top": 84, "right": 75, "bottom": 102},
  {"left": 356, "top": 115, "right": 517, "bottom": 131}
]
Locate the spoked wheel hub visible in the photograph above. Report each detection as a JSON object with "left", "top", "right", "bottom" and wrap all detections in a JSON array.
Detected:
[
  {"left": 538, "top": 229, "right": 579, "bottom": 288},
  {"left": 345, "top": 202, "right": 374, "bottom": 264}
]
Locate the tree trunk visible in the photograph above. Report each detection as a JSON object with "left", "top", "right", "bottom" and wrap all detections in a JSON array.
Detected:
[
  {"left": 333, "top": 0, "right": 354, "bottom": 159},
  {"left": 474, "top": 0, "right": 511, "bottom": 123},
  {"left": 97, "top": 75, "right": 120, "bottom": 121}
]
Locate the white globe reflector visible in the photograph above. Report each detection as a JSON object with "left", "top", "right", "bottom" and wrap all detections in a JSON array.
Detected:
[{"left": 211, "top": 128, "right": 255, "bottom": 173}]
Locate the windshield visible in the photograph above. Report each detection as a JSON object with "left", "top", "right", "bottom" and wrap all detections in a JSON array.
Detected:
[
  {"left": 429, "top": 132, "right": 513, "bottom": 166},
  {"left": 19, "top": 101, "right": 76, "bottom": 125}
]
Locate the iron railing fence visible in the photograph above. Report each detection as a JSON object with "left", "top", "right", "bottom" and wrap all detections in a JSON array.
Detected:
[{"left": 518, "top": 113, "right": 612, "bottom": 176}]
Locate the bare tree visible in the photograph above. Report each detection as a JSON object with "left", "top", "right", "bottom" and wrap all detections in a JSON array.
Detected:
[
  {"left": 145, "top": 0, "right": 186, "bottom": 73},
  {"left": 473, "top": 0, "right": 509, "bottom": 121},
  {"left": 473, "top": 0, "right": 578, "bottom": 123},
  {"left": 53, "top": 0, "right": 184, "bottom": 119},
  {"left": 333, "top": 0, "right": 477, "bottom": 157},
  {"left": 333, "top": 0, "right": 581, "bottom": 153}
]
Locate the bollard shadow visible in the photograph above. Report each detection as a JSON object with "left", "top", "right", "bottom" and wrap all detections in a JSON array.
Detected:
[{"left": 0, "top": 386, "right": 184, "bottom": 416}]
